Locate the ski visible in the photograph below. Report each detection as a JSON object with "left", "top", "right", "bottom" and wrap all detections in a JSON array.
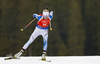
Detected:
[
  {"left": 4, "top": 56, "right": 19, "bottom": 60},
  {"left": 40, "top": 59, "right": 51, "bottom": 62}
]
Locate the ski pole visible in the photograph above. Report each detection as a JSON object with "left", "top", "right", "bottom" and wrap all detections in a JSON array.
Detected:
[
  {"left": 46, "top": 3, "right": 52, "bottom": 30},
  {"left": 21, "top": 18, "right": 36, "bottom": 31},
  {"left": 49, "top": 22, "right": 52, "bottom": 30}
]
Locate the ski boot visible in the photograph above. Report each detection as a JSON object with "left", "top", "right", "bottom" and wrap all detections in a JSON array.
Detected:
[
  {"left": 14, "top": 49, "right": 25, "bottom": 59},
  {"left": 42, "top": 51, "right": 46, "bottom": 60}
]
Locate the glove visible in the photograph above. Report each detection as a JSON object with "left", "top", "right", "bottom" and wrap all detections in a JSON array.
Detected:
[{"left": 50, "top": 11, "right": 53, "bottom": 16}]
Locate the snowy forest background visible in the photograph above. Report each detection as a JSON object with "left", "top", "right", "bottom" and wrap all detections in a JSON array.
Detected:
[{"left": 0, "top": 0, "right": 100, "bottom": 56}]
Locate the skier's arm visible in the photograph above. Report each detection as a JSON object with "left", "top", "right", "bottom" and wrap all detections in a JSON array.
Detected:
[
  {"left": 33, "top": 14, "right": 38, "bottom": 17},
  {"left": 49, "top": 11, "right": 53, "bottom": 30},
  {"left": 49, "top": 11, "right": 53, "bottom": 20},
  {"left": 33, "top": 14, "right": 42, "bottom": 20}
]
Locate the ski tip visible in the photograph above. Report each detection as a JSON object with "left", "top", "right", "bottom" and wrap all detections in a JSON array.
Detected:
[
  {"left": 4, "top": 57, "right": 11, "bottom": 60},
  {"left": 4, "top": 58, "right": 7, "bottom": 60},
  {"left": 48, "top": 60, "right": 51, "bottom": 62},
  {"left": 4, "top": 56, "right": 19, "bottom": 60}
]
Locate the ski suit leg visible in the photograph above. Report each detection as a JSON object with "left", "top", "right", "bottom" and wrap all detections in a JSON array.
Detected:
[
  {"left": 41, "top": 30, "right": 48, "bottom": 51},
  {"left": 23, "top": 27, "right": 40, "bottom": 50}
]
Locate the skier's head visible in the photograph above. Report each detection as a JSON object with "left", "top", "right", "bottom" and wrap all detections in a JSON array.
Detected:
[{"left": 43, "top": 9, "right": 49, "bottom": 19}]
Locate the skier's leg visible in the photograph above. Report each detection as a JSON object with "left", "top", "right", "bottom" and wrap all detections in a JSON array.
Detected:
[
  {"left": 22, "top": 33, "right": 38, "bottom": 50},
  {"left": 43, "top": 34, "right": 48, "bottom": 51},
  {"left": 14, "top": 27, "right": 40, "bottom": 58},
  {"left": 22, "top": 27, "right": 40, "bottom": 49},
  {"left": 41, "top": 30, "right": 48, "bottom": 60}
]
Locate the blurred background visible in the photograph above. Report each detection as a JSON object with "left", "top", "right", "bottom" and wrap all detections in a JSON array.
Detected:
[{"left": 0, "top": 0, "right": 100, "bottom": 56}]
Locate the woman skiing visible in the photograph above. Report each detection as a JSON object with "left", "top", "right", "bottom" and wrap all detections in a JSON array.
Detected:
[{"left": 14, "top": 9, "right": 53, "bottom": 60}]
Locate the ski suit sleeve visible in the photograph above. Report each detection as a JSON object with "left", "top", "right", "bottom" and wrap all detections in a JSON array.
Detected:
[
  {"left": 49, "top": 11, "right": 53, "bottom": 20},
  {"left": 33, "top": 14, "right": 42, "bottom": 20}
]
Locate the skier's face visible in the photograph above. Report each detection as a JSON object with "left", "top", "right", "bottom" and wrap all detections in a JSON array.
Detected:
[
  {"left": 43, "top": 11, "right": 49, "bottom": 20},
  {"left": 44, "top": 16, "right": 49, "bottom": 20}
]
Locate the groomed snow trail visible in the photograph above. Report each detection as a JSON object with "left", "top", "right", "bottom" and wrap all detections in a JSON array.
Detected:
[{"left": 0, "top": 56, "right": 100, "bottom": 64}]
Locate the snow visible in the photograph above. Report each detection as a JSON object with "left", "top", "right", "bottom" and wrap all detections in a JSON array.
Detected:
[{"left": 0, "top": 56, "right": 100, "bottom": 64}]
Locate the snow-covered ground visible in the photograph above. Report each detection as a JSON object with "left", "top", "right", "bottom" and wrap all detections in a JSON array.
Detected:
[{"left": 0, "top": 56, "right": 100, "bottom": 64}]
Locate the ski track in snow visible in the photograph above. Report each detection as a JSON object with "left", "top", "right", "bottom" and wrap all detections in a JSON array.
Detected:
[{"left": 0, "top": 56, "right": 100, "bottom": 64}]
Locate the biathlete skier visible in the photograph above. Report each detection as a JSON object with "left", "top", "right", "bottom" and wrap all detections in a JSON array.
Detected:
[{"left": 14, "top": 9, "right": 53, "bottom": 60}]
